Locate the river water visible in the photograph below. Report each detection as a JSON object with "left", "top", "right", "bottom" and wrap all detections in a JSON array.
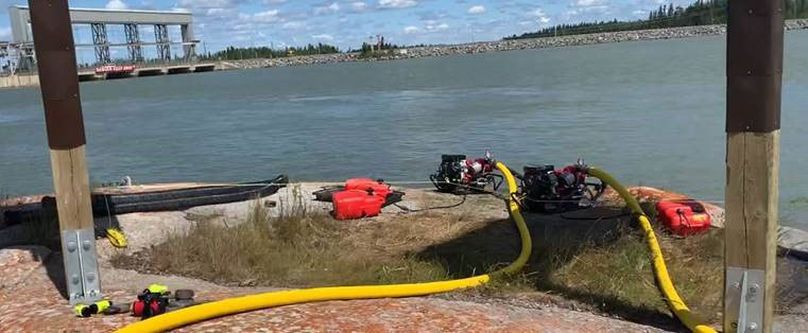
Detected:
[{"left": 2, "top": 32, "right": 808, "bottom": 228}]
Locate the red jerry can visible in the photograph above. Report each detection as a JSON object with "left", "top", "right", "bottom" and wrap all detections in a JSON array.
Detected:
[
  {"left": 344, "top": 178, "right": 391, "bottom": 198},
  {"left": 655, "top": 200, "right": 712, "bottom": 236},
  {"left": 332, "top": 190, "right": 385, "bottom": 220}
]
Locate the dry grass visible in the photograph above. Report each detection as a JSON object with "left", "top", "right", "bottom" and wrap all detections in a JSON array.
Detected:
[
  {"left": 113, "top": 190, "right": 727, "bottom": 326},
  {"left": 120, "top": 192, "right": 449, "bottom": 287}
]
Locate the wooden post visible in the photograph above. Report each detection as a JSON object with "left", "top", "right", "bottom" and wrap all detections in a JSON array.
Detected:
[
  {"left": 29, "top": 0, "right": 102, "bottom": 304},
  {"left": 724, "top": 0, "right": 783, "bottom": 332}
]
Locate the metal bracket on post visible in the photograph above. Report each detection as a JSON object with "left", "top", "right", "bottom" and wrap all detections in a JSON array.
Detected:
[
  {"left": 62, "top": 228, "right": 102, "bottom": 305},
  {"left": 725, "top": 267, "right": 764, "bottom": 333}
]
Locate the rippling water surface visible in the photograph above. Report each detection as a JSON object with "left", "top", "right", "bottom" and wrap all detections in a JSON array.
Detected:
[{"left": 2, "top": 32, "right": 808, "bottom": 227}]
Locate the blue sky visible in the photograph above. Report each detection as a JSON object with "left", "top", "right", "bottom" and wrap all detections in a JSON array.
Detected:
[{"left": 1, "top": 0, "right": 693, "bottom": 54}]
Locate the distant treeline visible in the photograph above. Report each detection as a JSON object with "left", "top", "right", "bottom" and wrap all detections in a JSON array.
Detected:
[
  {"left": 204, "top": 43, "right": 340, "bottom": 60},
  {"left": 506, "top": 0, "right": 808, "bottom": 40}
]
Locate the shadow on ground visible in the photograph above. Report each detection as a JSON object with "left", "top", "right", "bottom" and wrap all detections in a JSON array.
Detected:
[{"left": 417, "top": 206, "right": 687, "bottom": 331}]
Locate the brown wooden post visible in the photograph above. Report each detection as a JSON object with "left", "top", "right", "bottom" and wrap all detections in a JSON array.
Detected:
[
  {"left": 724, "top": 0, "right": 784, "bottom": 332},
  {"left": 29, "top": 0, "right": 102, "bottom": 304}
]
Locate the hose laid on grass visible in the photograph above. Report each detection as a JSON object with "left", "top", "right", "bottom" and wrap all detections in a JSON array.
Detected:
[
  {"left": 115, "top": 162, "right": 530, "bottom": 333},
  {"left": 585, "top": 167, "right": 717, "bottom": 333}
]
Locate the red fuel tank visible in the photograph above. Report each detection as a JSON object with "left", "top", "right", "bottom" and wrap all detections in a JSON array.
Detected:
[
  {"left": 655, "top": 200, "right": 712, "bottom": 236},
  {"left": 344, "top": 178, "right": 391, "bottom": 198},
  {"left": 332, "top": 190, "right": 385, "bottom": 220}
]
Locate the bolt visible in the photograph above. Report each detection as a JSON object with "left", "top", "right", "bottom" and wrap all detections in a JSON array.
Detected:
[
  {"left": 746, "top": 70, "right": 752, "bottom": 75},
  {"left": 731, "top": 321, "right": 738, "bottom": 329},
  {"left": 733, "top": 282, "right": 741, "bottom": 289},
  {"left": 748, "top": 9, "right": 754, "bottom": 14},
  {"left": 748, "top": 322, "right": 758, "bottom": 331},
  {"left": 87, "top": 273, "right": 95, "bottom": 282},
  {"left": 750, "top": 283, "right": 760, "bottom": 294},
  {"left": 71, "top": 274, "right": 80, "bottom": 285},
  {"left": 82, "top": 240, "right": 91, "bottom": 251},
  {"left": 67, "top": 241, "right": 77, "bottom": 252}
]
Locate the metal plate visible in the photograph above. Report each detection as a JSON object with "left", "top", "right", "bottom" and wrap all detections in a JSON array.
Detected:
[
  {"left": 725, "top": 267, "right": 765, "bottom": 333},
  {"left": 62, "top": 228, "right": 102, "bottom": 305}
]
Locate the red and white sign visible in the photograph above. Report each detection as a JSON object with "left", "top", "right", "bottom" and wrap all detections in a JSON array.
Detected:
[{"left": 95, "top": 65, "right": 136, "bottom": 74}]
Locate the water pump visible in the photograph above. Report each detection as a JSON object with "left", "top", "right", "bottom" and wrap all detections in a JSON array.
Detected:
[
  {"left": 430, "top": 151, "right": 502, "bottom": 194},
  {"left": 519, "top": 159, "right": 605, "bottom": 213}
]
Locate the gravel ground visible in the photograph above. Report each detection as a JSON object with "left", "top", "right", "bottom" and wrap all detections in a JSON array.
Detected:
[{"left": 0, "top": 246, "right": 672, "bottom": 333}]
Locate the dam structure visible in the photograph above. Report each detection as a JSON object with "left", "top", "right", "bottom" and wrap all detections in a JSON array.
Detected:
[{"left": 2, "top": 5, "right": 215, "bottom": 87}]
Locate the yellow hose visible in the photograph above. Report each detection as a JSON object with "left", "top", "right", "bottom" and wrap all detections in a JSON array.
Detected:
[
  {"left": 116, "top": 161, "right": 529, "bottom": 333},
  {"left": 586, "top": 167, "right": 716, "bottom": 333}
]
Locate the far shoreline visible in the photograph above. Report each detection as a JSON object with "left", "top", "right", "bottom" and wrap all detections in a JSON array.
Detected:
[
  {"left": 217, "top": 19, "right": 808, "bottom": 71},
  {"left": 2, "top": 20, "right": 807, "bottom": 90}
]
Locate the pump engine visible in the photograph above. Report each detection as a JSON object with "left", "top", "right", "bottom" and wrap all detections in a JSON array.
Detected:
[
  {"left": 430, "top": 151, "right": 502, "bottom": 194},
  {"left": 519, "top": 160, "right": 605, "bottom": 213}
]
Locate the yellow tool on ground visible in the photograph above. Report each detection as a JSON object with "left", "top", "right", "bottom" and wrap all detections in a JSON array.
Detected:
[
  {"left": 146, "top": 284, "right": 169, "bottom": 294},
  {"left": 115, "top": 161, "right": 530, "bottom": 333},
  {"left": 74, "top": 300, "right": 112, "bottom": 317},
  {"left": 105, "top": 227, "right": 128, "bottom": 248}
]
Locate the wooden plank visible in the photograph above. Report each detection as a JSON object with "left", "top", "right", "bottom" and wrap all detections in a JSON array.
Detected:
[
  {"left": 724, "top": 133, "right": 748, "bottom": 268},
  {"left": 723, "top": 131, "right": 780, "bottom": 333},
  {"left": 49, "top": 146, "right": 94, "bottom": 231}
]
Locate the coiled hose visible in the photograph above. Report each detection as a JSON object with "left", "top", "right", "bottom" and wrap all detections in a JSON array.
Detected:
[
  {"left": 116, "top": 162, "right": 530, "bottom": 333},
  {"left": 586, "top": 167, "right": 717, "bottom": 333}
]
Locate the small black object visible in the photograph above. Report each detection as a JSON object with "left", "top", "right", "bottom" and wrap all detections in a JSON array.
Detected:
[{"left": 174, "top": 289, "right": 195, "bottom": 301}]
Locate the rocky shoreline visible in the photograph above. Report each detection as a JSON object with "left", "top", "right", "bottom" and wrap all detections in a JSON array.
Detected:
[{"left": 218, "top": 19, "right": 808, "bottom": 70}]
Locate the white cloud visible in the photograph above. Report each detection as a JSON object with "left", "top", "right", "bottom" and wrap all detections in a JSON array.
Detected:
[
  {"left": 531, "top": 8, "right": 551, "bottom": 24},
  {"left": 105, "top": 0, "right": 129, "bottom": 10},
  {"left": 571, "top": 0, "right": 609, "bottom": 13},
  {"left": 403, "top": 26, "right": 420, "bottom": 34},
  {"left": 314, "top": 2, "right": 340, "bottom": 15},
  {"left": 575, "top": 0, "right": 607, "bottom": 6},
  {"left": 178, "top": 0, "right": 240, "bottom": 9},
  {"left": 282, "top": 21, "right": 304, "bottom": 29},
  {"left": 468, "top": 5, "right": 486, "bottom": 14},
  {"left": 264, "top": 0, "right": 287, "bottom": 4},
  {"left": 632, "top": 9, "right": 646, "bottom": 16},
  {"left": 351, "top": 1, "right": 368, "bottom": 11},
  {"left": 253, "top": 9, "right": 280, "bottom": 23},
  {"left": 379, "top": 0, "right": 417, "bottom": 9},
  {"left": 312, "top": 33, "right": 334, "bottom": 40},
  {"left": 424, "top": 21, "right": 449, "bottom": 32}
]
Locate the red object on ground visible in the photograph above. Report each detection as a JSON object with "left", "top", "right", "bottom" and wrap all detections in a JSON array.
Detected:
[
  {"left": 332, "top": 190, "right": 386, "bottom": 220},
  {"left": 131, "top": 298, "right": 165, "bottom": 318},
  {"left": 343, "top": 178, "right": 392, "bottom": 198},
  {"left": 655, "top": 200, "right": 712, "bottom": 236}
]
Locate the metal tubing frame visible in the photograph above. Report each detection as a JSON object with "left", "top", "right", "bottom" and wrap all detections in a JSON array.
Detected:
[
  {"left": 91, "top": 23, "right": 111, "bottom": 64},
  {"left": 154, "top": 24, "right": 171, "bottom": 61},
  {"left": 124, "top": 23, "right": 143, "bottom": 62}
]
